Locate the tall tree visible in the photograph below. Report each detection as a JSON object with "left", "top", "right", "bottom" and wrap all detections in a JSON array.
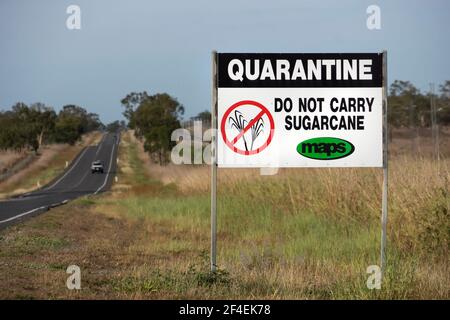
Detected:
[
  {"left": 85, "top": 112, "right": 103, "bottom": 132},
  {"left": 29, "top": 103, "right": 57, "bottom": 150},
  {"left": 120, "top": 91, "right": 150, "bottom": 128},
  {"left": 133, "top": 93, "right": 184, "bottom": 164},
  {"left": 55, "top": 105, "right": 89, "bottom": 144},
  {"left": 388, "top": 80, "right": 429, "bottom": 127}
]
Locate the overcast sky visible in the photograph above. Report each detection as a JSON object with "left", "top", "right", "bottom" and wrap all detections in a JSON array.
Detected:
[{"left": 0, "top": 0, "right": 448, "bottom": 123}]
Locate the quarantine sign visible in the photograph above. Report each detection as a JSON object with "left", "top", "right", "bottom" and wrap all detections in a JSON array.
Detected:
[{"left": 217, "top": 53, "right": 384, "bottom": 168}]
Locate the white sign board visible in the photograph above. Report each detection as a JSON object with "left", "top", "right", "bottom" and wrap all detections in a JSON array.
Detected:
[{"left": 216, "top": 53, "right": 383, "bottom": 168}]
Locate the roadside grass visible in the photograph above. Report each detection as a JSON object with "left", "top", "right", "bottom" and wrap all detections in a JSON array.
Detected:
[
  {"left": 0, "top": 234, "right": 69, "bottom": 256},
  {"left": 0, "top": 132, "right": 102, "bottom": 196},
  {"left": 0, "top": 130, "right": 447, "bottom": 299},
  {"left": 99, "top": 131, "right": 449, "bottom": 299},
  {"left": 109, "top": 190, "right": 446, "bottom": 299},
  {"left": 0, "top": 150, "right": 28, "bottom": 172}
]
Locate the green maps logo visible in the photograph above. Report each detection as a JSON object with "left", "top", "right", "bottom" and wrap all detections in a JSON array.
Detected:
[{"left": 297, "top": 137, "right": 355, "bottom": 160}]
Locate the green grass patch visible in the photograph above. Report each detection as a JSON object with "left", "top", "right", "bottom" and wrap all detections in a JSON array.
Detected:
[
  {"left": 73, "top": 197, "right": 97, "bottom": 206},
  {"left": 117, "top": 191, "right": 379, "bottom": 264},
  {"left": 127, "top": 142, "right": 154, "bottom": 185},
  {"left": 7, "top": 234, "right": 69, "bottom": 253}
]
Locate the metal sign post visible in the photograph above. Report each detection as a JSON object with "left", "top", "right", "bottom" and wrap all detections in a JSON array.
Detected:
[
  {"left": 211, "top": 51, "right": 218, "bottom": 272},
  {"left": 380, "top": 50, "right": 389, "bottom": 280}
]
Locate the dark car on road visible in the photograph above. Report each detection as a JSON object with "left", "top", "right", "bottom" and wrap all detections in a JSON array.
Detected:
[{"left": 91, "top": 160, "right": 104, "bottom": 174}]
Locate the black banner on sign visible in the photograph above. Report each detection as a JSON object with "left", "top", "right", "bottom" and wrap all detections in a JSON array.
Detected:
[{"left": 218, "top": 53, "right": 382, "bottom": 88}]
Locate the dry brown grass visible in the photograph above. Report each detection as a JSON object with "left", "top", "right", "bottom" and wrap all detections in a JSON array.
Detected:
[
  {"left": 0, "top": 150, "right": 28, "bottom": 172},
  {"left": 0, "top": 132, "right": 102, "bottom": 197},
  {"left": 0, "top": 144, "right": 67, "bottom": 194},
  {"left": 144, "top": 155, "right": 449, "bottom": 254},
  {"left": 390, "top": 127, "right": 450, "bottom": 156}
]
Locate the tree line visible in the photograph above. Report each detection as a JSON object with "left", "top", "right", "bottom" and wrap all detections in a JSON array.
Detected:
[
  {"left": 0, "top": 103, "right": 103, "bottom": 153},
  {"left": 388, "top": 80, "right": 450, "bottom": 128},
  {"left": 2, "top": 80, "right": 448, "bottom": 159}
]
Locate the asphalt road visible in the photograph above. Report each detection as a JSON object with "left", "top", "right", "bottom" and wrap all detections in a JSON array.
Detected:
[{"left": 0, "top": 132, "right": 119, "bottom": 229}]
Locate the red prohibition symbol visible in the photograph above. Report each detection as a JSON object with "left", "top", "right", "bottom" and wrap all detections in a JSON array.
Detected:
[{"left": 221, "top": 100, "right": 275, "bottom": 155}]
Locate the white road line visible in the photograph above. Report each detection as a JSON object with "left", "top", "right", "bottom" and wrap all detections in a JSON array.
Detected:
[
  {"left": 0, "top": 135, "right": 111, "bottom": 224},
  {"left": 44, "top": 134, "right": 105, "bottom": 191},
  {"left": 0, "top": 135, "right": 114, "bottom": 225},
  {"left": 0, "top": 206, "right": 46, "bottom": 224},
  {"left": 94, "top": 134, "right": 106, "bottom": 158},
  {"left": 45, "top": 146, "right": 90, "bottom": 191},
  {"left": 70, "top": 133, "right": 112, "bottom": 191},
  {"left": 70, "top": 136, "right": 106, "bottom": 190},
  {"left": 94, "top": 137, "right": 116, "bottom": 195},
  {"left": 0, "top": 199, "right": 71, "bottom": 224}
]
